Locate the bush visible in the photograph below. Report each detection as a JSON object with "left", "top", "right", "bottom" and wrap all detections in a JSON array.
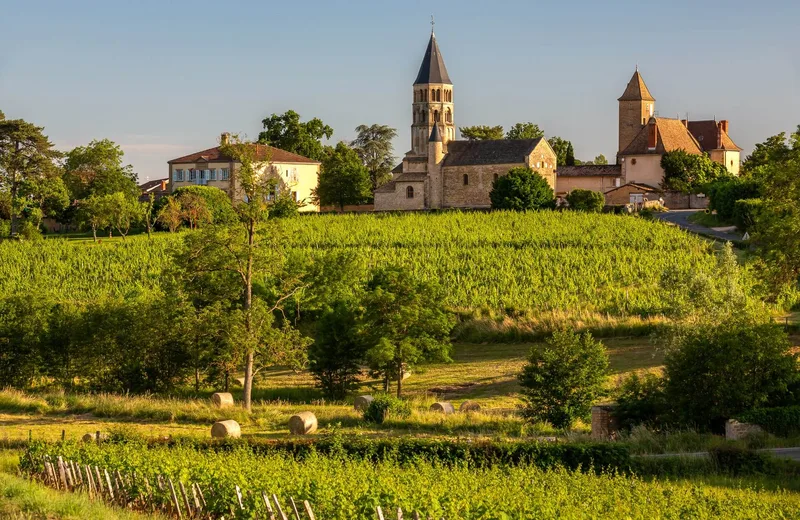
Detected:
[
  {"left": 362, "top": 394, "right": 411, "bottom": 424},
  {"left": 737, "top": 406, "right": 800, "bottom": 437},
  {"left": 172, "top": 185, "right": 238, "bottom": 225},
  {"left": 519, "top": 329, "right": 609, "bottom": 429},
  {"left": 732, "top": 198, "right": 762, "bottom": 231},
  {"left": 269, "top": 192, "right": 302, "bottom": 219},
  {"left": 706, "top": 178, "right": 761, "bottom": 221},
  {"left": 566, "top": 189, "right": 604, "bottom": 213},
  {"left": 308, "top": 301, "right": 367, "bottom": 399},
  {"left": 614, "top": 373, "right": 670, "bottom": 431},
  {"left": 490, "top": 167, "right": 554, "bottom": 211}
]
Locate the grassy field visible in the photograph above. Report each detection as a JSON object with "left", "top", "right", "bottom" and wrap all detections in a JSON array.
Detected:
[{"left": 688, "top": 210, "right": 735, "bottom": 228}]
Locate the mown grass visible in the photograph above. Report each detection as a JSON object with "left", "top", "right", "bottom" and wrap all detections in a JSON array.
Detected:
[{"left": 688, "top": 210, "right": 735, "bottom": 228}]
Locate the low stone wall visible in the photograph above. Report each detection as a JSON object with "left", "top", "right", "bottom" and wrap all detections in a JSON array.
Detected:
[
  {"left": 320, "top": 204, "right": 375, "bottom": 213},
  {"left": 591, "top": 404, "right": 619, "bottom": 440},
  {"left": 725, "top": 419, "right": 763, "bottom": 440}
]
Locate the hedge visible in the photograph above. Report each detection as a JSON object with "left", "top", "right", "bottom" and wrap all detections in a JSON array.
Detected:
[
  {"left": 732, "top": 198, "right": 762, "bottom": 231},
  {"left": 737, "top": 406, "right": 800, "bottom": 437}
]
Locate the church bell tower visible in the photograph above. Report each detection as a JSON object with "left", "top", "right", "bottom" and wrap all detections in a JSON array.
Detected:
[
  {"left": 617, "top": 67, "right": 655, "bottom": 162},
  {"left": 411, "top": 21, "right": 454, "bottom": 156}
]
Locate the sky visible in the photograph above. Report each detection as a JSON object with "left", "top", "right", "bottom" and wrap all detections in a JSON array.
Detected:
[{"left": 1, "top": 0, "right": 798, "bottom": 182}]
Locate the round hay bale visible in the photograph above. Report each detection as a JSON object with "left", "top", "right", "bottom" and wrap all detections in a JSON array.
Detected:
[
  {"left": 211, "top": 392, "right": 234, "bottom": 408},
  {"left": 233, "top": 377, "right": 245, "bottom": 387},
  {"left": 430, "top": 402, "right": 455, "bottom": 414},
  {"left": 353, "top": 395, "right": 374, "bottom": 411},
  {"left": 459, "top": 400, "right": 481, "bottom": 412},
  {"left": 81, "top": 432, "right": 108, "bottom": 442},
  {"left": 288, "top": 412, "right": 318, "bottom": 435},
  {"left": 211, "top": 420, "right": 241, "bottom": 439},
  {"left": 401, "top": 370, "right": 412, "bottom": 381}
]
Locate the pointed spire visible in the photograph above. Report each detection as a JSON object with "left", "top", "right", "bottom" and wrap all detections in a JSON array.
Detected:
[
  {"left": 618, "top": 69, "right": 654, "bottom": 102},
  {"left": 429, "top": 123, "right": 442, "bottom": 143},
  {"left": 414, "top": 31, "right": 451, "bottom": 85}
]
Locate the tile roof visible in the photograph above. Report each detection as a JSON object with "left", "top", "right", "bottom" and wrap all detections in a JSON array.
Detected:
[
  {"left": 619, "top": 118, "right": 703, "bottom": 156},
  {"left": 139, "top": 179, "right": 169, "bottom": 192},
  {"left": 556, "top": 165, "right": 622, "bottom": 177},
  {"left": 687, "top": 120, "right": 742, "bottom": 152},
  {"left": 414, "top": 33, "right": 451, "bottom": 85},
  {"left": 375, "top": 181, "right": 397, "bottom": 194},
  {"left": 443, "top": 138, "right": 545, "bottom": 167},
  {"left": 604, "top": 182, "right": 661, "bottom": 194},
  {"left": 618, "top": 70, "right": 655, "bottom": 102},
  {"left": 429, "top": 123, "right": 442, "bottom": 142},
  {"left": 168, "top": 144, "right": 319, "bottom": 165},
  {"left": 391, "top": 162, "right": 404, "bottom": 174},
  {"left": 374, "top": 173, "right": 428, "bottom": 194}
]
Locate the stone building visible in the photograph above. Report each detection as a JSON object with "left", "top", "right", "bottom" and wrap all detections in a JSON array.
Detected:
[{"left": 374, "top": 31, "right": 557, "bottom": 211}]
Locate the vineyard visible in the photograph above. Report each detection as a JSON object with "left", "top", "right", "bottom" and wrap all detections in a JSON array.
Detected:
[
  {"left": 0, "top": 211, "right": 717, "bottom": 317},
  {"left": 22, "top": 441, "right": 800, "bottom": 519}
]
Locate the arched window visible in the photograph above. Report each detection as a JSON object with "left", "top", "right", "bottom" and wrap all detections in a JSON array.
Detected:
[
  {"left": 445, "top": 108, "right": 452, "bottom": 123},
  {"left": 406, "top": 186, "right": 414, "bottom": 199},
  {"left": 493, "top": 173, "right": 499, "bottom": 182},
  {"left": 463, "top": 174, "right": 469, "bottom": 186},
  {"left": 434, "top": 110, "right": 439, "bottom": 122}
]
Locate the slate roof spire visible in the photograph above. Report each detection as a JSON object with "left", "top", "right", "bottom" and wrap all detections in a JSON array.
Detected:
[
  {"left": 618, "top": 69, "right": 655, "bottom": 102},
  {"left": 429, "top": 123, "right": 442, "bottom": 142},
  {"left": 414, "top": 31, "right": 451, "bottom": 85}
]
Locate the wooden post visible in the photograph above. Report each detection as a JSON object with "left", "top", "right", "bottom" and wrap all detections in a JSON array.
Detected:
[
  {"left": 94, "top": 466, "right": 104, "bottom": 495},
  {"left": 195, "top": 483, "right": 207, "bottom": 509},
  {"left": 289, "top": 497, "right": 301, "bottom": 520},
  {"left": 104, "top": 469, "right": 115, "bottom": 501},
  {"left": 96, "top": 430, "right": 101, "bottom": 443},
  {"left": 61, "top": 429, "right": 65, "bottom": 441},
  {"left": 143, "top": 477, "right": 153, "bottom": 512},
  {"left": 377, "top": 506, "right": 385, "bottom": 520},
  {"left": 191, "top": 482, "right": 202, "bottom": 512},
  {"left": 114, "top": 470, "right": 125, "bottom": 503},
  {"left": 235, "top": 485, "right": 244, "bottom": 510},
  {"left": 168, "top": 478, "right": 182, "bottom": 519},
  {"left": 85, "top": 465, "right": 95, "bottom": 498},
  {"left": 56, "top": 457, "right": 68, "bottom": 490},
  {"left": 303, "top": 500, "right": 316, "bottom": 520},
  {"left": 273, "top": 494, "right": 289, "bottom": 520},
  {"left": 397, "top": 507, "right": 404, "bottom": 520},
  {"left": 262, "top": 491, "right": 276, "bottom": 520},
  {"left": 179, "top": 481, "right": 192, "bottom": 517}
]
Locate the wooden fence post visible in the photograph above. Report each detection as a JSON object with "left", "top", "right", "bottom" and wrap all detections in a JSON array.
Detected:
[
  {"left": 377, "top": 506, "right": 385, "bottom": 520},
  {"left": 262, "top": 491, "right": 277, "bottom": 520},
  {"left": 272, "top": 494, "right": 289, "bottom": 520},
  {"left": 289, "top": 497, "right": 302, "bottom": 520},
  {"left": 303, "top": 500, "right": 316, "bottom": 520},
  {"left": 168, "top": 478, "right": 182, "bottom": 519}
]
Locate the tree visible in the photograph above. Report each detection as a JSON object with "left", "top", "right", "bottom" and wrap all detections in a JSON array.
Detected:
[
  {"left": 660, "top": 150, "right": 728, "bottom": 193},
  {"left": 141, "top": 193, "right": 159, "bottom": 238},
  {"left": 16, "top": 169, "right": 69, "bottom": 231},
  {"left": 314, "top": 142, "right": 371, "bottom": 210},
  {"left": 77, "top": 194, "right": 115, "bottom": 241},
  {"left": 566, "top": 189, "right": 605, "bottom": 212},
  {"left": 565, "top": 142, "right": 576, "bottom": 166},
  {"left": 742, "top": 130, "right": 796, "bottom": 176},
  {"left": 360, "top": 267, "right": 454, "bottom": 397},
  {"left": 0, "top": 116, "right": 63, "bottom": 236},
  {"left": 107, "top": 192, "right": 140, "bottom": 239},
  {"left": 177, "top": 191, "right": 211, "bottom": 230},
  {"left": 351, "top": 124, "right": 397, "bottom": 190},
  {"left": 172, "top": 185, "right": 238, "bottom": 226},
  {"left": 490, "top": 167, "right": 554, "bottom": 211},
  {"left": 258, "top": 110, "right": 333, "bottom": 162},
  {"left": 593, "top": 154, "right": 608, "bottom": 165},
  {"left": 459, "top": 125, "right": 504, "bottom": 141},
  {"left": 63, "top": 139, "right": 138, "bottom": 201},
  {"left": 547, "top": 136, "right": 574, "bottom": 166},
  {"left": 506, "top": 122, "right": 544, "bottom": 140},
  {"left": 518, "top": 329, "right": 609, "bottom": 429},
  {"left": 157, "top": 197, "right": 183, "bottom": 233}
]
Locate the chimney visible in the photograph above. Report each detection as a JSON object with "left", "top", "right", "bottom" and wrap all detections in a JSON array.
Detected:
[
  {"left": 716, "top": 122, "right": 724, "bottom": 149},
  {"left": 680, "top": 119, "right": 688, "bottom": 128},
  {"left": 160, "top": 179, "right": 168, "bottom": 191},
  {"left": 719, "top": 120, "right": 729, "bottom": 134},
  {"left": 220, "top": 132, "right": 230, "bottom": 145},
  {"left": 647, "top": 120, "right": 658, "bottom": 150}
]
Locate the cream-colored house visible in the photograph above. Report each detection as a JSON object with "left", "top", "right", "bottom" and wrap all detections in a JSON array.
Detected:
[{"left": 167, "top": 133, "right": 321, "bottom": 211}]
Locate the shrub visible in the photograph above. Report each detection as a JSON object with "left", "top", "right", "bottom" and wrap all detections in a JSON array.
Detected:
[
  {"left": 737, "top": 406, "right": 800, "bottom": 437},
  {"left": 308, "top": 301, "right": 367, "bottom": 399},
  {"left": 269, "top": 192, "right": 302, "bottom": 219},
  {"left": 362, "top": 394, "right": 411, "bottom": 424},
  {"left": 732, "top": 198, "right": 762, "bottom": 231},
  {"left": 519, "top": 329, "right": 609, "bottom": 429},
  {"left": 566, "top": 189, "right": 604, "bottom": 213},
  {"left": 614, "top": 373, "right": 670, "bottom": 431},
  {"left": 172, "top": 185, "right": 238, "bottom": 225},
  {"left": 706, "top": 178, "right": 761, "bottom": 221},
  {"left": 490, "top": 167, "right": 554, "bottom": 211}
]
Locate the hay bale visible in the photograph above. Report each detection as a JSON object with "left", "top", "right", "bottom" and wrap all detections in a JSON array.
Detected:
[
  {"left": 233, "top": 377, "right": 245, "bottom": 387},
  {"left": 211, "top": 420, "right": 241, "bottom": 439},
  {"left": 459, "top": 400, "right": 481, "bottom": 412},
  {"left": 288, "top": 412, "right": 318, "bottom": 435},
  {"left": 430, "top": 402, "right": 455, "bottom": 414},
  {"left": 353, "top": 395, "right": 374, "bottom": 411},
  {"left": 81, "top": 432, "right": 108, "bottom": 443},
  {"left": 211, "top": 392, "right": 234, "bottom": 408}
]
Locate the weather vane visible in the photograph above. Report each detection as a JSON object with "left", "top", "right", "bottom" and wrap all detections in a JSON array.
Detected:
[{"left": 431, "top": 15, "right": 435, "bottom": 33}]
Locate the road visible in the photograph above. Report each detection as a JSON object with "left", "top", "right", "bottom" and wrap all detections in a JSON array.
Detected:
[{"left": 653, "top": 209, "right": 744, "bottom": 242}]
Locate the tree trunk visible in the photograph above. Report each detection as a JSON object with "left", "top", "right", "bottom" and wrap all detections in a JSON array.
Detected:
[
  {"left": 92, "top": 226, "right": 98, "bottom": 243},
  {"left": 396, "top": 361, "right": 403, "bottom": 398},
  {"left": 9, "top": 141, "right": 20, "bottom": 237},
  {"left": 383, "top": 373, "right": 390, "bottom": 393},
  {"left": 194, "top": 367, "right": 199, "bottom": 392},
  {"left": 242, "top": 218, "right": 256, "bottom": 412},
  {"left": 224, "top": 371, "right": 229, "bottom": 392},
  {"left": 108, "top": 228, "right": 112, "bottom": 239}
]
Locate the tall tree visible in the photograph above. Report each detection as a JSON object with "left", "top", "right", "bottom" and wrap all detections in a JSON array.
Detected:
[
  {"left": 459, "top": 125, "right": 504, "bottom": 141},
  {"left": 506, "top": 122, "right": 544, "bottom": 140},
  {"left": 742, "top": 131, "right": 794, "bottom": 176},
  {"left": 350, "top": 124, "right": 397, "bottom": 190},
  {"left": 547, "top": 136, "right": 572, "bottom": 166},
  {"left": 565, "top": 142, "right": 577, "bottom": 166},
  {"left": 258, "top": 110, "right": 333, "bottom": 162},
  {"left": 63, "top": 139, "right": 138, "bottom": 201},
  {"left": 314, "top": 142, "right": 371, "bottom": 210},
  {"left": 490, "top": 167, "right": 555, "bottom": 211},
  {"left": 660, "top": 150, "right": 728, "bottom": 193},
  {"left": 0, "top": 116, "right": 62, "bottom": 236}
]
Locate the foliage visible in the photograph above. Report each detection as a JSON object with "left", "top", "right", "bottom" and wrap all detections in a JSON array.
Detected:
[
  {"left": 360, "top": 267, "right": 454, "bottom": 396},
  {"left": 505, "top": 122, "right": 544, "bottom": 140},
  {"left": 660, "top": 150, "right": 728, "bottom": 193},
  {"left": 741, "top": 126, "right": 799, "bottom": 176},
  {"left": 350, "top": 124, "right": 397, "bottom": 190},
  {"left": 519, "top": 329, "right": 609, "bottom": 429},
  {"left": 705, "top": 176, "right": 761, "bottom": 221},
  {"left": 62, "top": 138, "right": 138, "bottom": 200},
  {"left": 732, "top": 198, "right": 762, "bottom": 231},
  {"left": 362, "top": 394, "right": 412, "bottom": 424},
  {"left": 490, "top": 167, "right": 554, "bottom": 211},
  {"left": 157, "top": 196, "right": 182, "bottom": 232},
  {"left": 459, "top": 125, "right": 504, "bottom": 140},
  {"left": 593, "top": 154, "right": 609, "bottom": 165},
  {"left": 171, "top": 185, "right": 238, "bottom": 225},
  {"left": 268, "top": 191, "right": 303, "bottom": 219},
  {"left": 566, "top": 189, "right": 604, "bottom": 212},
  {"left": 315, "top": 142, "right": 372, "bottom": 210},
  {"left": 614, "top": 373, "right": 669, "bottom": 431},
  {"left": 736, "top": 406, "right": 800, "bottom": 437},
  {"left": 175, "top": 190, "right": 211, "bottom": 229},
  {"left": 547, "top": 136, "right": 576, "bottom": 166},
  {"left": 258, "top": 110, "right": 333, "bottom": 161}
]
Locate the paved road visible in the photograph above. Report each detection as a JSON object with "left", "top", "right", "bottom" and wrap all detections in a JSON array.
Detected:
[
  {"left": 638, "top": 447, "right": 800, "bottom": 462},
  {"left": 653, "top": 209, "right": 744, "bottom": 242}
]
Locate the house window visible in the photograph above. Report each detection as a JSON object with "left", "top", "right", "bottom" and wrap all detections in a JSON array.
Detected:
[
  {"left": 209, "top": 169, "right": 217, "bottom": 180},
  {"left": 189, "top": 169, "right": 197, "bottom": 181},
  {"left": 406, "top": 186, "right": 414, "bottom": 199},
  {"left": 174, "top": 169, "right": 184, "bottom": 182},
  {"left": 631, "top": 158, "right": 637, "bottom": 166},
  {"left": 199, "top": 169, "right": 206, "bottom": 181},
  {"left": 221, "top": 168, "right": 229, "bottom": 181},
  {"left": 463, "top": 174, "right": 469, "bottom": 186}
]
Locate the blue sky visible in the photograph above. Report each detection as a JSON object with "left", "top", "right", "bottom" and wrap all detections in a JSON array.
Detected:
[{"left": 1, "top": 0, "right": 798, "bottom": 181}]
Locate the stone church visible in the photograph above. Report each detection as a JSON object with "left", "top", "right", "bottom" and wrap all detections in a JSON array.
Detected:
[{"left": 374, "top": 31, "right": 557, "bottom": 211}]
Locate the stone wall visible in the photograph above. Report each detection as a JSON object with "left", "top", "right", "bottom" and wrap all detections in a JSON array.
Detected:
[
  {"left": 557, "top": 175, "right": 620, "bottom": 196},
  {"left": 591, "top": 404, "right": 619, "bottom": 440},
  {"left": 442, "top": 163, "right": 516, "bottom": 208},
  {"left": 725, "top": 419, "right": 763, "bottom": 440},
  {"left": 374, "top": 181, "right": 426, "bottom": 211},
  {"left": 660, "top": 192, "right": 709, "bottom": 210}
]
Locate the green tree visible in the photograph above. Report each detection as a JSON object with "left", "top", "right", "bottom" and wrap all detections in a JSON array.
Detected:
[
  {"left": 360, "top": 267, "right": 455, "bottom": 397},
  {"left": 518, "top": 329, "right": 610, "bottom": 429},
  {"left": 314, "top": 142, "right": 371, "bottom": 210},
  {"left": 0, "top": 116, "right": 63, "bottom": 236},
  {"left": 77, "top": 194, "right": 115, "bottom": 241},
  {"left": 157, "top": 197, "right": 183, "bottom": 233},
  {"left": 351, "top": 124, "right": 397, "bottom": 190},
  {"left": 506, "top": 122, "right": 544, "bottom": 140},
  {"left": 490, "top": 167, "right": 554, "bottom": 211},
  {"left": 172, "top": 185, "right": 238, "bottom": 225},
  {"left": 258, "top": 110, "right": 333, "bottom": 161},
  {"left": 660, "top": 150, "right": 728, "bottom": 193},
  {"left": 0, "top": 296, "right": 51, "bottom": 387},
  {"left": 593, "top": 154, "right": 608, "bottom": 165},
  {"left": 547, "top": 136, "right": 574, "bottom": 166},
  {"left": 16, "top": 169, "right": 69, "bottom": 231},
  {"left": 459, "top": 125, "right": 504, "bottom": 141},
  {"left": 176, "top": 190, "right": 211, "bottom": 230},
  {"left": 565, "top": 142, "right": 577, "bottom": 166},
  {"left": 566, "top": 189, "right": 605, "bottom": 212},
  {"left": 742, "top": 129, "right": 796, "bottom": 176},
  {"left": 141, "top": 193, "right": 159, "bottom": 238},
  {"left": 107, "top": 192, "right": 140, "bottom": 239},
  {"left": 63, "top": 139, "right": 138, "bottom": 201}
]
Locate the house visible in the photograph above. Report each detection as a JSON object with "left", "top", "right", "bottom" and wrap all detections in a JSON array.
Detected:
[
  {"left": 138, "top": 178, "right": 170, "bottom": 202},
  {"left": 555, "top": 165, "right": 622, "bottom": 197},
  {"left": 167, "top": 134, "right": 321, "bottom": 212},
  {"left": 373, "top": 30, "right": 557, "bottom": 211}
]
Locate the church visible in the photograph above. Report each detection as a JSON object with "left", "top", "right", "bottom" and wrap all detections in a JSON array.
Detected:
[{"left": 374, "top": 30, "right": 557, "bottom": 211}]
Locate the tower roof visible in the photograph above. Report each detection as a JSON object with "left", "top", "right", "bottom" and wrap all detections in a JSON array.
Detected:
[
  {"left": 429, "top": 123, "right": 442, "bottom": 142},
  {"left": 414, "top": 33, "right": 451, "bottom": 85},
  {"left": 618, "top": 69, "right": 655, "bottom": 102}
]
